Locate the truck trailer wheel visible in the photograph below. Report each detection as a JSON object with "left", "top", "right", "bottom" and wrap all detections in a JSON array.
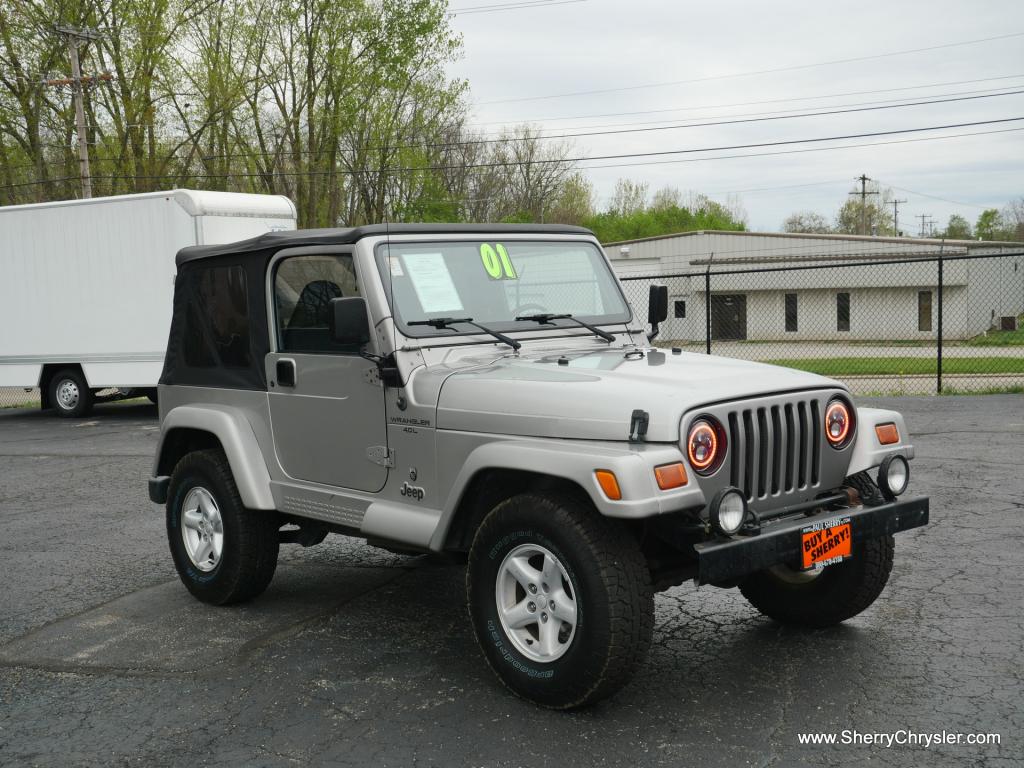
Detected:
[
  {"left": 739, "top": 534, "right": 895, "bottom": 628},
  {"left": 48, "top": 368, "right": 94, "bottom": 418},
  {"left": 466, "top": 493, "right": 653, "bottom": 709},
  {"left": 166, "top": 449, "right": 279, "bottom": 605}
]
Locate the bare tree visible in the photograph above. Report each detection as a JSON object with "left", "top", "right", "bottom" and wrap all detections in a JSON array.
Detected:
[{"left": 783, "top": 210, "right": 832, "bottom": 234}]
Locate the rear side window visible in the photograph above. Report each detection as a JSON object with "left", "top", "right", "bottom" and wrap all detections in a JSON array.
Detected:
[
  {"left": 184, "top": 265, "right": 251, "bottom": 369},
  {"left": 274, "top": 254, "right": 360, "bottom": 353}
]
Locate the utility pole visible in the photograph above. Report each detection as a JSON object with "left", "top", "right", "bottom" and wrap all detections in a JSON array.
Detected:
[
  {"left": 916, "top": 213, "right": 934, "bottom": 238},
  {"left": 52, "top": 25, "right": 104, "bottom": 199},
  {"left": 890, "top": 198, "right": 907, "bottom": 237},
  {"left": 849, "top": 174, "right": 879, "bottom": 235}
]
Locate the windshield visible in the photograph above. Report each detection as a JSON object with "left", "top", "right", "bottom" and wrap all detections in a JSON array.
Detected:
[{"left": 375, "top": 239, "right": 631, "bottom": 337}]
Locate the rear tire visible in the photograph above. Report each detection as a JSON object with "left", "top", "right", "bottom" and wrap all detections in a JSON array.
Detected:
[
  {"left": 466, "top": 493, "right": 653, "bottom": 709},
  {"left": 740, "top": 534, "right": 895, "bottom": 628},
  {"left": 166, "top": 449, "right": 279, "bottom": 605},
  {"left": 48, "top": 368, "right": 94, "bottom": 418}
]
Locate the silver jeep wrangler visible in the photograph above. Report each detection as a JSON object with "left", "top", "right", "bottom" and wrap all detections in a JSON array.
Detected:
[{"left": 148, "top": 224, "right": 928, "bottom": 709}]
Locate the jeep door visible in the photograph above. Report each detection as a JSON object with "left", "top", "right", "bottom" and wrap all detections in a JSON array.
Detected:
[{"left": 265, "top": 250, "right": 388, "bottom": 492}]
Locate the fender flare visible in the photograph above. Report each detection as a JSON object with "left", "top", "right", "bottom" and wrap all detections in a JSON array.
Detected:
[
  {"left": 846, "top": 407, "right": 915, "bottom": 477},
  {"left": 156, "top": 405, "right": 276, "bottom": 510},
  {"left": 428, "top": 437, "right": 697, "bottom": 550}
]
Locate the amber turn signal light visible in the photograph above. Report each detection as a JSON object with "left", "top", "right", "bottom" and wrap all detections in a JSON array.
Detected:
[
  {"left": 654, "top": 462, "right": 688, "bottom": 490},
  {"left": 595, "top": 470, "right": 622, "bottom": 500},
  {"left": 875, "top": 423, "right": 899, "bottom": 445}
]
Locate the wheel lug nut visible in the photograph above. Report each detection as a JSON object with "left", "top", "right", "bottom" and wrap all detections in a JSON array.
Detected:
[
  {"left": 549, "top": 601, "right": 555, "bottom": 610},
  {"left": 527, "top": 602, "right": 536, "bottom": 613},
  {"left": 541, "top": 613, "right": 548, "bottom": 623},
  {"left": 528, "top": 584, "right": 537, "bottom": 594}
]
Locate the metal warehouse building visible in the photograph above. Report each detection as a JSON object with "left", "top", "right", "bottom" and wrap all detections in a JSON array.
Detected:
[{"left": 603, "top": 231, "right": 1024, "bottom": 342}]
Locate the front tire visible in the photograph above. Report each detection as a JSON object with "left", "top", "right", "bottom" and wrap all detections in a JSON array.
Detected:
[
  {"left": 466, "top": 493, "right": 653, "bottom": 709},
  {"left": 167, "top": 449, "right": 279, "bottom": 605},
  {"left": 740, "top": 534, "right": 895, "bottom": 628},
  {"left": 48, "top": 368, "right": 94, "bottom": 418}
]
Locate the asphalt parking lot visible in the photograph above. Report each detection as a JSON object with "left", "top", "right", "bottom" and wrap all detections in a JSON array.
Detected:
[{"left": 0, "top": 396, "right": 1021, "bottom": 767}]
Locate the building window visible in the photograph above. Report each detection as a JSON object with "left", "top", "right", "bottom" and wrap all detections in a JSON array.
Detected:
[
  {"left": 836, "top": 292, "right": 850, "bottom": 332},
  {"left": 674, "top": 300, "right": 686, "bottom": 318},
  {"left": 918, "top": 290, "right": 932, "bottom": 332},
  {"left": 785, "top": 293, "right": 798, "bottom": 332}
]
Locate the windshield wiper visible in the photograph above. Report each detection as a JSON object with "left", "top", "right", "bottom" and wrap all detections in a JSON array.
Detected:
[
  {"left": 515, "top": 313, "right": 616, "bottom": 343},
  {"left": 408, "top": 317, "right": 521, "bottom": 351}
]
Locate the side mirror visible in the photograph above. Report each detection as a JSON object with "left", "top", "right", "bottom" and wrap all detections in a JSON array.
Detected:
[
  {"left": 329, "top": 297, "right": 370, "bottom": 346},
  {"left": 647, "top": 284, "right": 668, "bottom": 342}
]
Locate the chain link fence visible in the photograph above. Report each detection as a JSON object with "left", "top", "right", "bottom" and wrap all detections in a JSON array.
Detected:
[
  {"left": 620, "top": 250, "right": 1024, "bottom": 395},
  {"left": 0, "top": 387, "right": 39, "bottom": 409},
  {"left": 3, "top": 250, "right": 1021, "bottom": 409}
]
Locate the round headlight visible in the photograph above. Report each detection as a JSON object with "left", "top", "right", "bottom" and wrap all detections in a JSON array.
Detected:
[
  {"left": 878, "top": 454, "right": 910, "bottom": 499},
  {"left": 710, "top": 487, "right": 747, "bottom": 535},
  {"left": 687, "top": 417, "right": 726, "bottom": 475},
  {"left": 825, "top": 399, "right": 854, "bottom": 448}
]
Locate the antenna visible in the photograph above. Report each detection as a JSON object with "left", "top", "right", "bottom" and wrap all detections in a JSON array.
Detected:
[{"left": 383, "top": 201, "right": 399, "bottom": 375}]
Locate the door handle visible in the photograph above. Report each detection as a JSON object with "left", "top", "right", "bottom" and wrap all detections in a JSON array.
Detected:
[{"left": 276, "top": 359, "right": 296, "bottom": 388}]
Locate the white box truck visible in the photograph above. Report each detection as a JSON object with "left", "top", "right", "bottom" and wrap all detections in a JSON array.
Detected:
[{"left": 0, "top": 190, "right": 296, "bottom": 416}]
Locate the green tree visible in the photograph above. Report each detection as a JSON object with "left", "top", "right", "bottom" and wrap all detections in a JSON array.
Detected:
[
  {"left": 548, "top": 171, "right": 594, "bottom": 226},
  {"left": 975, "top": 209, "right": 1005, "bottom": 240},
  {"left": 943, "top": 214, "right": 972, "bottom": 240},
  {"left": 583, "top": 201, "right": 745, "bottom": 243}
]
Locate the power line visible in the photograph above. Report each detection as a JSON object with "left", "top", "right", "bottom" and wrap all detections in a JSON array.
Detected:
[
  {"left": 478, "top": 31, "right": 1024, "bottom": 104},
  {"left": 142, "top": 89, "right": 1024, "bottom": 165},
  {"left": 480, "top": 84, "right": 1024, "bottom": 136},
  {"left": 470, "top": 74, "right": 1024, "bottom": 127},
  {"left": 708, "top": 179, "right": 852, "bottom": 196},
  {"left": 437, "top": 89, "right": 1024, "bottom": 149},
  {"left": 888, "top": 184, "right": 996, "bottom": 210},
  {"left": 2, "top": 122, "right": 1020, "bottom": 193},
  {"left": 450, "top": 0, "right": 586, "bottom": 14},
  {"left": 441, "top": 118, "right": 1024, "bottom": 172},
  {"left": 576, "top": 126, "right": 1024, "bottom": 172}
]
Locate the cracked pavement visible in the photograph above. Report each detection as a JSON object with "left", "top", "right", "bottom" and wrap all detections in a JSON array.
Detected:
[{"left": 0, "top": 396, "right": 1021, "bottom": 767}]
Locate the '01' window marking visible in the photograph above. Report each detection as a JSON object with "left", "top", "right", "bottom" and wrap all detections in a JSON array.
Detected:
[{"left": 480, "top": 243, "right": 517, "bottom": 280}]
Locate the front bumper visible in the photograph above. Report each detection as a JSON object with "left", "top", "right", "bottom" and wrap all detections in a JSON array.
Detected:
[{"left": 693, "top": 495, "right": 929, "bottom": 585}]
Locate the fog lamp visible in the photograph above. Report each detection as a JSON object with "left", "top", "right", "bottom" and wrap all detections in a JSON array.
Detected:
[
  {"left": 877, "top": 454, "right": 910, "bottom": 500},
  {"left": 710, "top": 487, "right": 748, "bottom": 536}
]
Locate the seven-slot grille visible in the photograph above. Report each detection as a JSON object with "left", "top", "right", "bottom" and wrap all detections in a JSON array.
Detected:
[{"left": 726, "top": 399, "right": 822, "bottom": 501}]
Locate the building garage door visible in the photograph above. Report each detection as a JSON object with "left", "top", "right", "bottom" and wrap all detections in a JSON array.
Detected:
[{"left": 711, "top": 294, "right": 747, "bottom": 340}]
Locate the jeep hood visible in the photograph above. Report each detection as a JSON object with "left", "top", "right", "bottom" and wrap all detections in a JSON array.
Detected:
[{"left": 431, "top": 347, "right": 843, "bottom": 442}]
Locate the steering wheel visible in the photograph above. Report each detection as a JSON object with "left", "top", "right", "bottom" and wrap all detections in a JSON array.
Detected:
[{"left": 511, "top": 302, "right": 550, "bottom": 319}]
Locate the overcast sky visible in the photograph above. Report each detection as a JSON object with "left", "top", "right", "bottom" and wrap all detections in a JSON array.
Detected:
[{"left": 447, "top": 0, "right": 1024, "bottom": 233}]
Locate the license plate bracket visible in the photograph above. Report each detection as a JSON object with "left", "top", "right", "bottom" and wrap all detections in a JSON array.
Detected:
[{"left": 800, "top": 516, "right": 852, "bottom": 570}]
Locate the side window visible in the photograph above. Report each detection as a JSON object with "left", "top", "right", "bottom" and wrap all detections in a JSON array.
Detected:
[
  {"left": 275, "top": 254, "right": 360, "bottom": 354},
  {"left": 184, "top": 265, "right": 250, "bottom": 369}
]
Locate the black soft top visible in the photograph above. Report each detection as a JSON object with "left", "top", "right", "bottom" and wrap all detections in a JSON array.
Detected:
[
  {"left": 176, "top": 223, "right": 593, "bottom": 266},
  {"left": 162, "top": 222, "right": 594, "bottom": 391}
]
